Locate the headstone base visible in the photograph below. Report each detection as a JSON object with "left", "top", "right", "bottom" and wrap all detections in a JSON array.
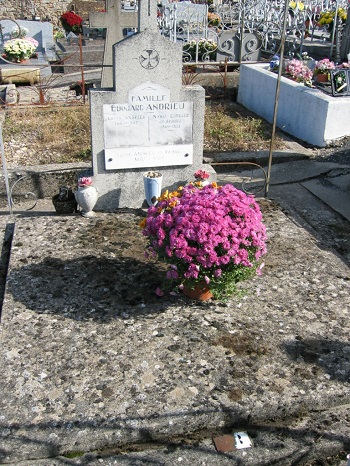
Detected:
[{"left": 88, "top": 164, "right": 216, "bottom": 210}]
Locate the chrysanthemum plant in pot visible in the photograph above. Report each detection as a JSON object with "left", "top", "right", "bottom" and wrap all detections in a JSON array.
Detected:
[{"left": 141, "top": 173, "right": 267, "bottom": 301}]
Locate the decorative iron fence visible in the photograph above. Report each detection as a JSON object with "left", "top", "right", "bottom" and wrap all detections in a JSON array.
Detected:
[{"left": 159, "top": 0, "right": 348, "bottom": 64}]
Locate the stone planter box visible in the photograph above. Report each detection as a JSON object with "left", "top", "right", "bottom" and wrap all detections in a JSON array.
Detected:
[{"left": 237, "top": 63, "right": 350, "bottom": 147}]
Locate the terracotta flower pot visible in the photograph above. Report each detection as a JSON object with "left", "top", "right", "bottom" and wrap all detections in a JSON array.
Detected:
[
  {"left": 316, "top": 73, "right": 329, "bottom": 83},
  {"left": 183, "top": 282, "right": 213, "bottom": 301}
]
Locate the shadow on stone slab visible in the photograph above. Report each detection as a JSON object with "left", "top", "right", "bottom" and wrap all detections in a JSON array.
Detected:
[
  {"left": 7, "top": 256, "right": 178, "bottom": 321},
  {"left": 1, "top": 410, "right": 350, "bottom": 465},
  {"left": 284, "top": 338, "right": 350, "bottom": 383}
]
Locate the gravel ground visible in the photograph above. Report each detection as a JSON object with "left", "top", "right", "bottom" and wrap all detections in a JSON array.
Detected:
[{"left": 304, "top": 136, "right": 350, "bottom": 162}]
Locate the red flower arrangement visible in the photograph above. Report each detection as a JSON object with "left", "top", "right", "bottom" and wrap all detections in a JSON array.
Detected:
[{"left": 60, "top": 11, "right": 83, "bottom": 32}]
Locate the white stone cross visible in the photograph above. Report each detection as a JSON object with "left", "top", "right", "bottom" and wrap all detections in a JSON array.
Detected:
[{"left": 89, "top": 0, "right": 138, "bottom": 88}]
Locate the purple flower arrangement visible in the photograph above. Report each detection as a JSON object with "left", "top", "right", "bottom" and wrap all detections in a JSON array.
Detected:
[{"left": 142, "top": 182, "right": 267, "bottom": 299}]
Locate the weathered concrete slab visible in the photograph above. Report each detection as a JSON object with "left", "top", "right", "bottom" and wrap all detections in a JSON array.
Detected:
[
  {"left": 0, "top": 67, "right": 40, "bottom": 85},
  {"left": 8, "top": 422, "right": 350, "bottom": 466},
  {"left": 266, "top": 160, "right": 349, "bottom": 185},
  {"left": 302, "top": 175, "right": 350, "bottom": 222},
  {"left": 0, "top": 201, "right": 349, "bottom": 463}
]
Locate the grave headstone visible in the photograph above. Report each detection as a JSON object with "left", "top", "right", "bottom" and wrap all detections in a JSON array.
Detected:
[
  {"left": 89, "top": 0, "right": 215, "bottom": 210},
  {"left": 162, "top": 1, "right": 207, "bottom": 41},
  {"left": 0, "top": 19, "right": 55, "bottom": 59},
  {"left": 0, "top": 19, "right": 55, "bottom": 78},
  {"left": 89, "top": 0, "right": 138, "bottom": 88},
  {"left": 66, "top": 31, "right": 79, "bottom": 45}
]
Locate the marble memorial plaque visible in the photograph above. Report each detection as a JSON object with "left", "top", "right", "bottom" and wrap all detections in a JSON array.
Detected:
[{"left": 103, "top": 83, "right": 193, "bottom": 169}]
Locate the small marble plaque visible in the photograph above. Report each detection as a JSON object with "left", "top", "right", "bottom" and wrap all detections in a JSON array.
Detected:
[{"left": 105, "top": 144, "right": 193, "bottom": 169}]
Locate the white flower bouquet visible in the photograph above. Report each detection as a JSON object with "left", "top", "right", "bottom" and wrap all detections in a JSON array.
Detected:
[{"left": 2, "top": 38, "right": 37, "bottom": 62}]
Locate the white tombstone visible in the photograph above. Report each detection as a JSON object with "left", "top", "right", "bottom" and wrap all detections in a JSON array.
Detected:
[{"left": 89, "top": 0, "right": 215, "bottom": 210}]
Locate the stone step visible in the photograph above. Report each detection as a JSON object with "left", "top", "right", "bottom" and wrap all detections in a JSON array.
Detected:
[{"left": 217, "top": 160, "right": 350, "bottom": 223}]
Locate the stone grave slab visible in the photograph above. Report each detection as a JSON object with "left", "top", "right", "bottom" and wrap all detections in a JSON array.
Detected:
[
  {"left": 0, "top": 68, "right": 40, "bottom": 85},
  {"left": 237, "top": 63, "right": 350, "bottom": 147},
  {"left": 1, "top": 206, "right": 350, "bottom": 462}
]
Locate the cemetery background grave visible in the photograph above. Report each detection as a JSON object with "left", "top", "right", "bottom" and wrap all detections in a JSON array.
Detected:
[
  {"left": 237, "top": 63, "right": 350, "bottom": 147},
  {"left": 0, "top": 19, "right": 56, "bottom": 83},
  {"left": 89, "top": 0, "right": 138, "bottom": 88}
]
